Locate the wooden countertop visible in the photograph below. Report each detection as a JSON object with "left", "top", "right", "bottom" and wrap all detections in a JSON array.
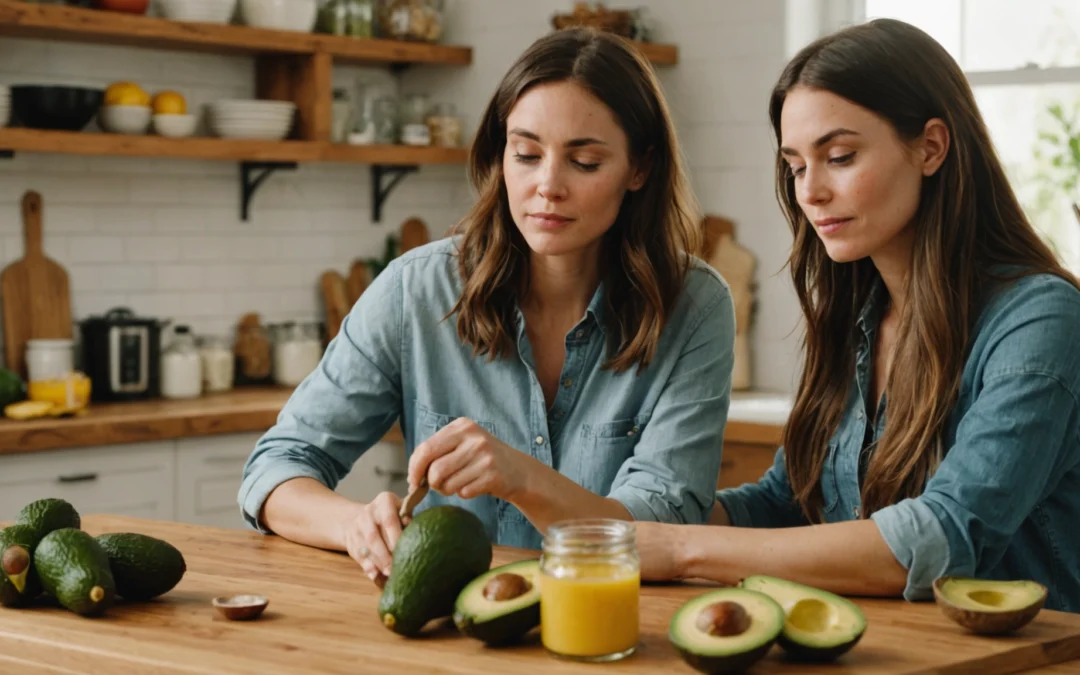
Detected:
[
  {"left": 0, "top": 387, "right": 780, "bottom": 454},
  {"left": 0, "top": 515, "right": 1076, "bottom": 674}
]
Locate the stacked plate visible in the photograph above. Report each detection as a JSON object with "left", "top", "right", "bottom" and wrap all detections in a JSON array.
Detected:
[
  {"left": 210, "top": 99, "right": 295, "bottom": 140},
  {"left": 0, "top": 86, "right": 9, "bottom": 128},
  {"left": 157, "top": 0, "right": 237, "bottom": 24}
]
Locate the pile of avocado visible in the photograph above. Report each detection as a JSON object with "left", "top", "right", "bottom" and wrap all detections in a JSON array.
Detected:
[
  {"left": 376, "top": 505, "right": 542, "bottom": 645},
  {"left": 0, "top": 498, "right": 186, "bottom": 617},
  {"left": 670, "top": 576, "right": 868, "bottom": 673}
]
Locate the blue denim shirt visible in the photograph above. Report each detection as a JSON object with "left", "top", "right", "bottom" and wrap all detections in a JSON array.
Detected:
[
  {"left": 717, "top": 272, "right": 1080, "bottom": 613},
  {"left": 239, "top": 236, "right": 736, "bottom": 550}
]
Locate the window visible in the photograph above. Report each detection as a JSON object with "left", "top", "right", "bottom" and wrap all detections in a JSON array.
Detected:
[{"left": 859, "top": 0, "right": 1080, "bottom": 270}]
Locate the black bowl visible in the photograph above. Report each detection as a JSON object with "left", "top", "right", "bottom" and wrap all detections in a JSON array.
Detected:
[{"left": 11, "top": 85, "right": 104, "bottom": 132}]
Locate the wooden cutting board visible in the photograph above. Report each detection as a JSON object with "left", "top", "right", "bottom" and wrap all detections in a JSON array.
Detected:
[
  {"left": 0, "top": 191, "right": 72, "bottom": 378},
  {"left": 320, "top": 269, "right": 350, "bottom": 342},
  {"left": 0, "top": 515, "right": 1076, "bottom": 675}
]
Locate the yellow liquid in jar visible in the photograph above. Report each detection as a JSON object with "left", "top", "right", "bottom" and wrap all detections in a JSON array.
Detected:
[{"left": 540, "top": 562, "right": 640, "bottom": 660}]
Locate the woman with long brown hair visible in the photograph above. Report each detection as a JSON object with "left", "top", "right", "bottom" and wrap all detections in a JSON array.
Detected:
[
  {"left": 635, "top": 18, "right": 1080, "bottom": 613},
  {"left": 239, "top": 27, "right": 736, "bottom": 585}
]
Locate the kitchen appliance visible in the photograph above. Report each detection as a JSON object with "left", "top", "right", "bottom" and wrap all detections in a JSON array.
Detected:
[{"left": 80, "top": 307, "right": 165, "bottom": 402}]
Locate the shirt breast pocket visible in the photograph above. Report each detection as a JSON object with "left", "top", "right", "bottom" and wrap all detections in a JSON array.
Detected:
[
  {"left": 577, "top": 414, "right": 651, "bottom": 493},
  {"left": 414, "top": 402, "right": 499, "bottom": 444}
]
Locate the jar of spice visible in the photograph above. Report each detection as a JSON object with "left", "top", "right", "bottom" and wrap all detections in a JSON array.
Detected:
[
  {"left": 426, "top": 102, "right": 461, "bottom": 147},
  {"left": 161, "top": 325, "right": 202, "bottom": 400},
  {"left": 318, "top": 0, "right": 375, "bottom": 37},
  {"left": 198, "top": 335, "right": 234, "bottom": 393},
  {"left": 400, "top": 92, "right": 430, "bottom": 146},
  {"left": 539, "top": 519, "right": 640, "bottom": 662},
  {"left": 377, "top": 0, "right": 443, "bottom": 42},
  {"left": 372, "top": 97, "right": 398, "bottom": 144}
]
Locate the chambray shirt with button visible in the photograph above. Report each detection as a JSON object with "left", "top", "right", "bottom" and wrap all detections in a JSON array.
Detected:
[
  {"left": 238, "top": 236, "right": 736, "bottom": 550},
  {"left": 716, "top": 272, "right": 1080, "bottom": 612}
]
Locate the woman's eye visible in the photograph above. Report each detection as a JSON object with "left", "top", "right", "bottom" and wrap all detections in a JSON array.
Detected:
[
  {"left": 829, "top": 152, "right": 855, "bottom": 165},
  {"left": 573, "top": 160, "right": 600, "bottom": 172},
  {"left": 790, "top": 165, "right": 806, "bottom": 177},
  {"left": 513, "top": 153, "right": 540, "bottom": 163}
]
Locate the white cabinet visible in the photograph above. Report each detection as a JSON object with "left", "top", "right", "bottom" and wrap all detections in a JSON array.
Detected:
[
  {"left": 335, "top": 441, "right": 409, "bottom": 504},
  {"left": 0, "top": 442, "right": 176, "bottom": 523}
]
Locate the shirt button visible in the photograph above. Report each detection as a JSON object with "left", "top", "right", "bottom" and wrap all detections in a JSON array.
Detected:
[
  {"left": 535, "top": 436, "right": 545, "bottom": 445},
  {"left": 853, "top": 506, "right": 861, "bottom": 518},
  {"left": 627, "top": 425, "right": 639, "bottom": 437},
  {"left": 562, "top": 378, "right": 573, "bottom": 388},
  {"left": 856, "top": 410, "right": 864, "bottom": 420},
  {"left": 575, "top": 329, "right": 585, "bottom": 339}
]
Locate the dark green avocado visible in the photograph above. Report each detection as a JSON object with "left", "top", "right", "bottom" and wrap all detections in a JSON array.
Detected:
[
  {"left": 739, "top": 575, "right": 866, "bottom": 661},
  {"left": 33, "top": 528, "right": 115, "bottom": 617},
  {"left": 454, "top": 559, "right": 541, "bottom": 645},
  {"left": 17, "top": 498, "right": 81, "bottom": 541},
  {"left": 95, "top": 532, "right": 187, "bottom": 601},
  {"left": 669, "top": 587, "right": 785, "bottom": 674},
  {"left": 0, "top": 525, "right": 44, "bottom": 607},
  {"left": 378, "top": 505, "right": 493, "bottom": 637}
]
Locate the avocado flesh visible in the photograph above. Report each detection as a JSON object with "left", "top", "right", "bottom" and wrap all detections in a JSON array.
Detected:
[
  {"left": 669, "top": 587, "right": 785, "bottom": 674},
  {"left": 34, "top": 528, "right": 116, "bottom": 617},
  {"left": 0, "top": 525, "right": 44, "bottom": 607},
  {"left": 454, "top": 559, "right": 541, "bottom": 645},
  {"left": 739, "top": 575, "right": 866, "bottom": 662},
  {"left": 95, "top": 533, "right": 187, "bottom": 601},
  {"left": 933, "top": 577, "right": 1046, "bottom": 635},
  {"left": 378, "top": 505, "right": 493, "bottom": 637},
  {"left": 17, "top": 498, "right": 81, "bottom": 541}
]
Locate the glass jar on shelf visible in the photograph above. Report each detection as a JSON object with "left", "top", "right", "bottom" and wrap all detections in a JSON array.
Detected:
[
  {"left": 198, "top": 335, "right": 234, "bottom": 394},
  {"left": 161, "top": 325, "right": 202, "bottom": 400},
  {"left": 272, "top": 321, "right": 324, "bottom": 388},
  {"left": 426, "top": 101, "right": 461, "bottom": 148},
  {"left": 331, "top": 88, "right": 353, "bottom": 143},
  {"left": 372, "top": 96, "right": 399, "bottom": 144},
  {"left": 400, "top": 92, "right": 430, "bottom": 146},
  {"left": 377, "top": 0, "right": 444, "bottom": 43},
  {"left": 318, "top": 0, "right": 375, "bottom": 38}
]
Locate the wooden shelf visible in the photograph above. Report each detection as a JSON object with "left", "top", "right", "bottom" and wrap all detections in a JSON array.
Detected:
[
  {"left": 0, "top": 0, "right": 472, "bottom": 67},
  {"left": 0, "top": 386, "right": 404, "bottom": 454},
  {"left": 635, "top": 42, "right": 678, "bottom": 66},
  {"left": 0, "top": 128, "right": 469, "bottom": 165}
]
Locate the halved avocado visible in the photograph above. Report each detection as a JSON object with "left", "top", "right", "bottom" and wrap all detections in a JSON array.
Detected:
[
  {"left": 668, "top": 587, "right": 785, "bottom": 674},
  {"left": 739, "top": 575, "right": 865, "bottom": 662},
  {"left": 933, "top": 576, "right": 1046, "bottom": 635},
  {"left": 453, "top": 559, "right": 541, "bottom": 646}
]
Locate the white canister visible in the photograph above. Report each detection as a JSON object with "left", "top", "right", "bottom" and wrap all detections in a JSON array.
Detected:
[
  {"left": 161, "top": 326, "right": 202, "bottom": 399},
  {"left": 199, "top": 336, "right": 235, "bottom": 393},
  {"left": 26, "top": 339, "right": 75, "bottom": 382},
  {"left": 273, "top": 322, "right": 323, "bottom": 387}
]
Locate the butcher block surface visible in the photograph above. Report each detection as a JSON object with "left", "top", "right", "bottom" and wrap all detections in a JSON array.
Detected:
[{"left": 0, "top": 515, "right": 1077, "bottom": 674}]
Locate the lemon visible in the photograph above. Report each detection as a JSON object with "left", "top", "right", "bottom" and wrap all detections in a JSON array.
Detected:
[
  {"left": 151, "top": 90, "right": 186, "bottom": 115},
  {"left": 105, "top": 81, "right": 150, "bottom": 107}
]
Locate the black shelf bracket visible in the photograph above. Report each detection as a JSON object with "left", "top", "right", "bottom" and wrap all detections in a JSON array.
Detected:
[
  {"left": 371, "top": 164, "right": 418, "bottom": 223},
  {"left": 240, "top": 161, "right": 297, "bottom": 222},
  {"left": 0, "top": 150, "right": 13, "bottom": 159}
]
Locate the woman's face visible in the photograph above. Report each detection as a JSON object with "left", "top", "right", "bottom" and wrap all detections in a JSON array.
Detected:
[
  {"left": 779, "top": 86, "right": 942, "bottom": 264},
  {"left": 503, "top": 80, "right": 646, "bottom": 259}
]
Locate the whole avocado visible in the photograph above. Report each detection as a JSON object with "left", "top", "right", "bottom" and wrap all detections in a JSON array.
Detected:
[
  {"left": 95, "top": 532, "right": 187, "bottom": 601},
  {"left": 34, "top": 528, "right": 116, "bottom": 617}
]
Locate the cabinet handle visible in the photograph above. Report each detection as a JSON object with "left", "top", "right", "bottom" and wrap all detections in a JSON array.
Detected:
[
  {"left": 374, "top": 467, "right": 407, "bottom": 481},
  {"left": 57, "top": 472, "right": 99, "bottom": 484}
]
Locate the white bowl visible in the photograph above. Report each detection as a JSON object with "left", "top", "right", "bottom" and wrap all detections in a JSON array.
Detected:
[
  {"left": 158, "top": 0, "right": 236, "bottom": 23},
  {"left": 212, "top": 99, "right": 296, "bottom": 113},
  {"left": 99, "top": 105, "right": 152, "bottom": 135},
  {"left": 153, "top": 113, "right": 197, "bottom": 138},
  {"left": 239, "top": 0, "right": 316, "bottom": 32}
]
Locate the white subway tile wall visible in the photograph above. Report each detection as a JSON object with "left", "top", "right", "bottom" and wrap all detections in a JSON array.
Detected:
[{"left": 0, "top": 0, "right": 801, "bottom": 391}]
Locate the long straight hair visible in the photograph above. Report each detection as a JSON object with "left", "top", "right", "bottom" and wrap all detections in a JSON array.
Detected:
[
  {"left": 773, "top": 19, "right": 1079, "bottom": 520},
  {"left": 450, "top": 28, "right": 701, "bottom": 372}
]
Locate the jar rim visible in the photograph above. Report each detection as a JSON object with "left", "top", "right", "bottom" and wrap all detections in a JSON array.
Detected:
[{"left": 543, "top": 518, "right": 636, "bottom": 555}]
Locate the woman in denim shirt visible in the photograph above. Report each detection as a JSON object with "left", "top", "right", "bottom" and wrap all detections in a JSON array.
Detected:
[
  {"left": 636, "top": 18, "right": 1080, "bottom": 613},
  {"left": 238, "top": 28, "right": 736, "bottom": 585}
]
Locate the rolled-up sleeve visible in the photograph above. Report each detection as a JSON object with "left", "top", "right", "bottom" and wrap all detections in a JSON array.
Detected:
[
  {"left": 237, "top": 258, "right": 405, "bottom": 532},
  {"left": 607, "top": 284, "right": 735, "bottom": 525},
  {"left": 871, "top": 369, "right": 1078, "bottom": 601},
  {"left": 715, "top": 446, "right": 809, "bottom": 528}
]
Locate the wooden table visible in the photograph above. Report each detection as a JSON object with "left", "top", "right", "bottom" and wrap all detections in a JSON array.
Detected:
[{"left": 0, "top": 516, "right": 1077, "bottom": 674}]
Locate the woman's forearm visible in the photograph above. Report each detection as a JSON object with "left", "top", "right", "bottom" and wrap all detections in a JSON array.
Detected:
[
  {"left": 509, "top": 458, "right": 632, "bottom": 533},
  {"left": 260, "top": 477, "right": 363, "bottom": 552},
  {"left": 679, "top": 519, "right": 908, "bottom": 597}
]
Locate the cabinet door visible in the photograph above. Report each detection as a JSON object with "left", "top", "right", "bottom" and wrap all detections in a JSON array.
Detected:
[
  {"left": 0, "top": 442, "right": 176, "bottom": 523},
  {"left": 717, "top": 442, "right": 778, "bottom": 491},
  {"left": 335, "top": 441, "right": 408, "bottom": 504}
]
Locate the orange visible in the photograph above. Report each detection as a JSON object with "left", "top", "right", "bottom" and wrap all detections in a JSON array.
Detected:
[
  {"left": 151, "top": 90, "right": 187, "bottom": 115},
  {"left": 105, "top": 81, "right": 150, "bottom": 107}
]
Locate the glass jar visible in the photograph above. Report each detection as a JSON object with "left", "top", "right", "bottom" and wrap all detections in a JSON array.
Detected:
[
  {"left": 539, "top": 519, "right": 640, "bottom": 662},
  {"left": 377, "top": 0, "right": 443, "bottom": 42},
  {"left": 426, "top": 101, "right": 461, "bottom": 148},
  {"left": 318, "top": 0, "right": 375, "bottom": 37},
  {"left": 25, "top": 338, "right": 75, "bottom": 383},
  {"left": 331, "top": 88, "right": 353, "bottom": 143},
  {"left": 272, "top": 321, "right": 324, "bottom": 388},
  {"left": 161, "top": 325, "right": 202, "bottom": 400},
  {"left": 400, "top": 92, "right": 430, "bottom": 146},
  {"left": 198, "top": 335, "right": 234, "bottom": 394},
  {"left": 372, "top": 96, "right": 398, "bottom": 144}
]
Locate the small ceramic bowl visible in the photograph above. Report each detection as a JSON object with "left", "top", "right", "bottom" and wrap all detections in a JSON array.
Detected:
[
  {"left": 99, "top": 104, "right": 151, "bottom": 135},
  {"left": 152, "top": 113, "right": 197, "bottom": 138},
  {"left": 212, "top": 594, "right": 269, "bottom": 621}
]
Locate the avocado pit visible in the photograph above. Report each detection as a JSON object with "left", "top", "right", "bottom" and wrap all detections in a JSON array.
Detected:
[
  {"left": 696, "top": 601, "right": 752, "bottom": 637},
  {"left": 483, "top": 573, "right": 531, "bottom": 602},
  {"left": 1, "top": 545, "right": 29, "bottom": 576}
]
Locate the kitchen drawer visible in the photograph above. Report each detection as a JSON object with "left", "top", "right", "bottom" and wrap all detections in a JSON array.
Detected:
[
  {"left": 717, "top": 441, "right": 778, "bottom": 491},
  {"left": 175, "top": 433, "right": 261, "bottom": 530},
  {"left": 0, "top": 442, "right": 176, "bottom": 523}
]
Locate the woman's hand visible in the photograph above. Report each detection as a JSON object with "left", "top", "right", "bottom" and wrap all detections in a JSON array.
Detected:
[
  {"left": 408, "top": 417, "right": 533, "bottom": 502},
  {"left": 339, "top": 491, "right": 407, "bottom": 586},
  {"left": 634, "top": 521, "right": 691, "bottom": 582}
]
